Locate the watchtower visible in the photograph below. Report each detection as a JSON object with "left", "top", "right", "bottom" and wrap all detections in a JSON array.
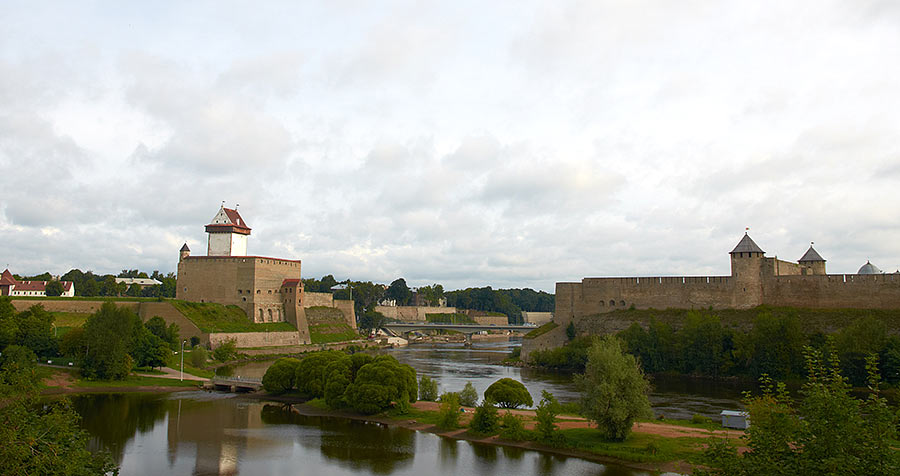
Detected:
[
  {"left": 798, "top": 244, "right": 826, "bottom": 275},
  {"left": 206, "top": 204, "right": 251, "bottom": 256},
  {"left": 730, "top": 232, "right": 766, "bottom": 306}
]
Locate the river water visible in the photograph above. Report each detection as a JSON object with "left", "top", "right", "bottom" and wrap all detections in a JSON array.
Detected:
[{"left": 72, "top": 338, "right": 747, "bottom": 475}]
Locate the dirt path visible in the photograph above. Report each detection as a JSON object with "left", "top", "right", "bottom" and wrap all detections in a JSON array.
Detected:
[
  {"left": 134, "top": 366, "right": 209, "bottom": 382},
  {"left": 411, "top": 401, "right": 743, "bottom": 439}
]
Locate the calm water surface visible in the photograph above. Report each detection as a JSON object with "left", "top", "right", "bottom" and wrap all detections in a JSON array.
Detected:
[
  {"left": 72, "top": 392, "right": 660, "bottom": 476},
  {"left": 221, "top": 338, "right": 746, "bottom": 419}
]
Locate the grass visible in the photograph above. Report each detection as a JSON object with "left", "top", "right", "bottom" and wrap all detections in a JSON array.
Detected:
[
  {"left": 51, "top": 312, "right": 90, "bottom": 327},
  {"left": 10, "top": 296, "right": 165, "bottom": 302},
  {"left": 306, "top": 306, "right": 361, "bottom": 344},
  {"left": 559, "top": 427, "right": 708, "bottom": 465},
  {"left": 524, "top": 321, "right": 558, "bottom": 339},
  {"left": 75, "top": 375, "right": 202, "bottom": 388},
  {"left": 171, "top": 300, "right": 296, "bottom": 333},
  {"left": 169, "top": 350, "right": 215, "bottom": 378}
]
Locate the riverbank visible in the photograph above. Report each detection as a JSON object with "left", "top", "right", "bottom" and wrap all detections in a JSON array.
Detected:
[
  {"left": 253, "top": 393, "right": 736, "bottom": 474},
  {"left": 40, "top": 367, "right": 205, "bottom": 395}
]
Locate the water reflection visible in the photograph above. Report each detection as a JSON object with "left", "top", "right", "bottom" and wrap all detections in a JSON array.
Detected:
[{"left": 72, "top": 392, "right": 655, "bottom": 476}]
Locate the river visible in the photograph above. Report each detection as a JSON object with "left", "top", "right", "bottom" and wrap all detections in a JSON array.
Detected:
[{"left": 72, "top": 338, "right": 747, "bottom": 475}]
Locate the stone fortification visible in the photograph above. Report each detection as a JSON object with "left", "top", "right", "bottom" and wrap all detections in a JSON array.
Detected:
[
  {"left": 375, "top": 305, "right": 458, "bottom": 321},
  {"left": 208, "top": 331, "right": 302, "bottom": 349},
  {"left": 555, "top": 234, "right": 900, "bottom": 324},
  {"left": 521, "top": 311, "right": 553, "bottom": 325},
  {"left": 11, "top": 300, "right": 140, "bottom": 314},
  {"left": 301, "top": 292, "right": 356, "bottom": 330}
]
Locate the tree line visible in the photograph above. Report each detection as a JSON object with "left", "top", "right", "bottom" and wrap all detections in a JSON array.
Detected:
[
  {"left": 15, "top": 268, "right": 177, "bottom": 298},
  {"left": 529, "top": 310, "right": 900, "bottom": 387}
]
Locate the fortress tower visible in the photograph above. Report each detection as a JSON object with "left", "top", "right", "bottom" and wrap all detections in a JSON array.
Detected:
[
  {"left": 205, "top": 205, "right": 251, "bottom": 256},
  {"left": 729, "top": 232, "right": 766, "bottom": 307},
  {"left": 798, "top": 244, "right": 827, "bottom": 275}
]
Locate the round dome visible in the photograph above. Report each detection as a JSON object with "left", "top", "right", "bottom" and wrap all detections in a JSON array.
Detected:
[{"left": 857, "top": 261, "right": 883, "bottom": 275}]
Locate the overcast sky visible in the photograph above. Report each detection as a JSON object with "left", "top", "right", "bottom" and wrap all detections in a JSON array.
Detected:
[{"left": 2, "top": 1, "right": 899, "bottom": 291}]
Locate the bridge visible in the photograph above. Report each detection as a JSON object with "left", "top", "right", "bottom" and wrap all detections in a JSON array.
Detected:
[
  {"left": 204, "top": 376, "right": 263, "bottom": 393},
  {"left": 381, "top": 322, "right": 535, "bottom": 345}
]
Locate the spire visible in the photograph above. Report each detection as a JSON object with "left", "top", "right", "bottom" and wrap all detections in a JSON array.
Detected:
[
  {"left": 799, "top": 244, "right": 825, "bottom": 262},
  {"left": 180, "top": 243, "right": 191, "bottom": 252},
  {"left": 730, "top": 232, "right": 765, "bottom": 255}
]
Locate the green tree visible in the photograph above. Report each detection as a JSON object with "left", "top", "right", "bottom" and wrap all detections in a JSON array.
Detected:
[
  {"left": 469, "top": 398, "right": 500, "bottom": 435},
  {"left": 575, "top": 336, "right": 652, "bottom": 441},
  {"left": 190, "top": 346, "right": 208, "bottom": 368},
  {"left": 294, "top": 351, "right": 346, "bottom": 398},
  {"left": 358, "top": 304, "right": 387, "bottom": 332},
  {"left": 14, "top": 304, "right": 58, "bottom": 357},
  {"left": 418, "top": 375, "right": 439, "bottom": 401},
  {"left": 81, "top": 303, "right": 140, "bottom": 380},
  {"left": 0, "top": 346, "right": 118, "bottom": 475},
  {"left": 534, "top": 390, "right": 560, "bottom": 443},
  {"left": 418, "top": 284, "right": 445, "bottom": 306},
  {"left": 484, "top": 378, "right": 533, "bottom": 409},
  {"left": 145, "top": 316, "right": 179, "bottom": 349},
  {"left": 734, "top": 312, "right": 806, "bottom": 379},
  {"left": 385, "top": 278, "right": 412, "bottom": 306},
  {"left": 131, "top": 329, "right": 169, "bottom": 369},
  {"left": 700, "top": 346, "right": 900, "bottom": 476},
  {"left": 459, "top": 381, "right": 478, "bottom": 406},
  {"left": 681, "top": 312, "right": 732, "bottom": 378},
  {"left": 499, "top": 411, "right": 529, "bottom": 441},
  {"left": 344, "top": 355, "right": 417, "bottom": 414},
  {"left": 262, "top": 357, "right": 301, "bottom": 394},
  {"left": 44, "top": 279, "right": 64, "bottom": 297},
  {"left": 437, "top": 392, "right": 461, "bottom": 430},
  {"left": 212, "top": 338, "right": 238, "bottom": 362}
]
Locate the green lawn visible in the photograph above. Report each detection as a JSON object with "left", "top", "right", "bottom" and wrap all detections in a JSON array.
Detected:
[
  {"left": 75, "top": 375, "right": 202, "bottom": 388},
  {"left": 524, "top": 322, "right": 558, "bottom": 339},
  {"left": 559, "top": 427, "right": 708, "bottom": 465},
  {"left": 171, "top": 300, "right": 296, "bottom": 333},
  {"left": 51, "top": 312, "right": 91, "bottom": 327},
  {"left": 168, "top": 350, "right": 215, "bottom": 378},
  {"left": 306, "top": 306, "right": 361, "bottom": 344}
]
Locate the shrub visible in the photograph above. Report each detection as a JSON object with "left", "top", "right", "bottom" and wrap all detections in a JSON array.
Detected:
[
  {"left": 295, "top": 351, "right": 347, "bottom": 398},
  {"left": 484, "top": 378, "right": 533, "bottom": 409},
  {"left": 459, "top": 381, "right": 478, "bottom": 407},
  {"left": 262, "top": 357, "right": 301, "bottom": 394},
  {"left": 499, "top": 411, "right": 529, "bottom": 441},
  {"left": 437, "top": 392, "right": 460, "bottom": 430},
  {"left": 419, "top": 375, "right": 439, "bottom": 401},
  {"left": 692, "top": 413, "right": 711, "bottom": 425},
  {"left": 190, "top": 346, "right": 208, "bottom": 368},
  {"left": 345, "top": 355, "right": 417, "bottom": 414},
  {"left": 212, "top": 338, "right": 238, "bottom": 362},
  {"left": 469, "top": 399, "right": 499, "bottom": 435},
  {"left": 189, "top": 336, "right": 200, "bottom": 348}
]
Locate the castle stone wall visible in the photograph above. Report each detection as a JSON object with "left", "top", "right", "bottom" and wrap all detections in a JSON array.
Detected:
[
  {"left": 375, "top": 305, "right": 458, "bottom": 321},
  {"left": 303, "top": 292, "right": 334, "bottom": 308},
  {"left": 11, "top": 300, "right": 140, "bottom": 314},
  {"left": 208, "top": 331, "right": 302, "bottom": 349},
  {"left": 765, "top": 273, "right": 900, "bottom": 309},
  {"left": 522, "top": 311, "right": 553, "bottom": 325}
]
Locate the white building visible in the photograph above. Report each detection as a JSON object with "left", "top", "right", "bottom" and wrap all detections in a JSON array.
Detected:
[
  {"left": 0, "top": 269, "right": 75, "bottom": 297},
  {"left": 115, "top": 277, "right": 162, "bottom": 288},
  {"left": 205, "top": 205, "right": 251, "bottom": 256}
]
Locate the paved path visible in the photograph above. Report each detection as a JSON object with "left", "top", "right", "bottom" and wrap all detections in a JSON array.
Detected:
[{"left": 135, "top": 366, "right": 209, "bottom": 382}]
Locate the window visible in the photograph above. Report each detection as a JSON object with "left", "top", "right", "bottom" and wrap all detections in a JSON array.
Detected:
[
  {"left": 609, "top": 300, "right": 615, "bottom": 306},
  {"left": 259, "top": 309, "right": 264, "bottom": 320},
  {"left": 267, "top": 309, "right": 273, "bottom": 322}
]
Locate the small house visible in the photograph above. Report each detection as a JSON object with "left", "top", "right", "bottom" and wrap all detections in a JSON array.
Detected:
[{"left": 720, "top": 410, "right": 749, "bottom": 429}]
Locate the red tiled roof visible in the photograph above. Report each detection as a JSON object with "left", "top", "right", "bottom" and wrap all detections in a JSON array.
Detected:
[
  {"left": 223, "top": 207, "right": 251, "bottom": 231},
  {"left": 0, "top": 269, "right": 15, "bottom": 286},
  {"left": 62, "top": 282, "right": 73, "bottom": 292},
  {"left": 282, "top": 279, "right": 301, "bottom": 287},
  {"left": 15, "top": 280, "right": 47, "bottom": 291},
  {"left": 184, "top": 255, "right": 301, "bottom": 263}
]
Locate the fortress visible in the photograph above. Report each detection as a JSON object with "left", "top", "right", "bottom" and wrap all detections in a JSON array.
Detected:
[
  {"left": 176, "top": 205, "right": 355, "bottom": 344},
  {"left": 555, "top": 233, "right": 900, "bottom": 323}
]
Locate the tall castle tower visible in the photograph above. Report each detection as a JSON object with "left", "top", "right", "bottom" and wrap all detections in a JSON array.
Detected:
[
  {"left": 730, "top": 232, "right": 766, "bottom": 306},
  {"left": 205, "top": 204, "right": 251, "bottom": 256}
]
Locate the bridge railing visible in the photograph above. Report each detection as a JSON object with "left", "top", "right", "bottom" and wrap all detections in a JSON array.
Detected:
[{"left": 213, "top": 376, "right": 262, "bottom": 384}]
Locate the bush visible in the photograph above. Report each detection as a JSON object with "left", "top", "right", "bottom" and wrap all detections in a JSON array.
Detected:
[
  {"left": 262, "top": 357, "right": 301, "bottom": 394},
  {"left": 484, "top": 378, "right": 533, "bottom": 409},
  {"left": 499, "top": 411, "right": 529, "bottom": 441},
  {"left": 576, "top": 336, "right": 651, "bottom": 441},
  {"left": 295, "top": 351, "right": 348, "bottom": 398},
  {"left": 345, "top": 355, "right": 417, "bottom": 414},
  {"left": 459, "top": 381, "right": 478, "bottom": 406},
  {"left": 437, "top": 392, "right": 461, "bottom": 430},
  {"left": 692, "top": 413, "right": 711, "bottom": 425},
  {"left": 419, "top": 375, "right": 439, "bottom": 401},
  {"left": 469, "top": 399, "right": 499, "bottom": 435},
  {"left": 190, "top": 346, "right": 208, "bottom": 368},
  {"left": 212, "top": 338, "right": 238, "bottom": 362}
]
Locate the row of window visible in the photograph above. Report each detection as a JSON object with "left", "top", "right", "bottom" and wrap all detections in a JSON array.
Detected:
[{"left": 600, "top": 299, "right": 627, "bottom": 307}]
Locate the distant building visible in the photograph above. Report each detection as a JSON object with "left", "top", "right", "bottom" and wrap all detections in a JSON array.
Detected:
[{"left": 0, "top": 269, "right": 75, "bottom": 297}]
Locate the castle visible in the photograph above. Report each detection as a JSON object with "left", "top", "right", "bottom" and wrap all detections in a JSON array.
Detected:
[
  {"left": 555, "top": 233, "right": 900, "bottom": 322},
  {"left": 176, "top": 205, "right": 315, "bottom": 341}
]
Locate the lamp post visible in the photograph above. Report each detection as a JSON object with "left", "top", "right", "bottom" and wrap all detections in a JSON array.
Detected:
[{"left": 180, "top": 340, "right": 186, "bottom": 381}]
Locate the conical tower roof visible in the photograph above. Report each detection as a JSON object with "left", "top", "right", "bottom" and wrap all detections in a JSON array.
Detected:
[
  {"left": 798, "top": 245, "right": 825, "bottom": 262},
  {"left": 730, "top": 233, "right": 765, "bottom": 254},
  {"left": 180, "top": 243, "right": 191, "bottom": 252}
]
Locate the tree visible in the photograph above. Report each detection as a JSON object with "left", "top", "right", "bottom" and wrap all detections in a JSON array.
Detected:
[
  {"left": 418, "top": 284, "right": 445, "bottom": 306},
  {"left": 469, "top": 398, "right": 500, "bottom": 435},
  {"left": 358, "top": 304, "right": 387, "bottom": 332},
  {"left": 344, "top": 355, "right": 417, "bottom": 414},
  {"left": 294, "top": 351, "right": 346, "bottom": 398},
  {"left": 262, "top": 357, "right": 301, "bottom": 394},
  {"left": 484, "top": 378, "right": 533, "bottom": 409},
  {"left": 14, "top": 304, "right": 58, "bottom": 357},
  {"left": 419, "top": 375, "right": 439, "bottom": 401},
  {"left": 125, "top": 284, "right": 142, "bottom": 297},
  {"left": 385, "top": 278, "right": 412, "bottom": 306},
  {"left": 459, "top": 381, "right": 478, "bottom": 407},
  {"left": 44, "top": 280, "right": 64, "bottom": 297},
  {"left": 81, "top": 303, "right": 140, "bottom": 380},
  {"left": 437, "top": 392, "right": 461, "bottom": 430},
  {"left": 0, "top": 346, "right": 118, "bottom": 475},
  {"left": 575, "top": 336, "right": 652, "bottom": 441},
  {"left": 699, "top": 346, "right": 900, "bottom": 476},
  {"left": 534, "top": 390, "right": 560, "bottom": 443},
  {"left": 145, "top": 316, "right": 179, "bottom": 349},
  {"left": 212, "top": 338, "right": 238, "bottom": 362},
  {"left": 190, "top": 346, "right": 207, "bottom": 368},
  {"left": 131, "top": 329, "right": 169, "bottom": 369}
]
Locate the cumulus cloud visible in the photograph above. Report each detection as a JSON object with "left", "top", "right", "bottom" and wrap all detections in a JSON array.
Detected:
[{"left": 1, "top": 0, "right": 899, "bottom": 289}]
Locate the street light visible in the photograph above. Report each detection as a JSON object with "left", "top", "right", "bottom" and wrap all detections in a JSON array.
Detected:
[{"left": 180, "top": 340, "right": 186, "bottom": 381}]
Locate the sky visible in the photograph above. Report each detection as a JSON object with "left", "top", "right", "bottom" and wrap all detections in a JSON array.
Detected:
[{"left": 1, "top": 0, "right": 899, "bottom": 292}]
